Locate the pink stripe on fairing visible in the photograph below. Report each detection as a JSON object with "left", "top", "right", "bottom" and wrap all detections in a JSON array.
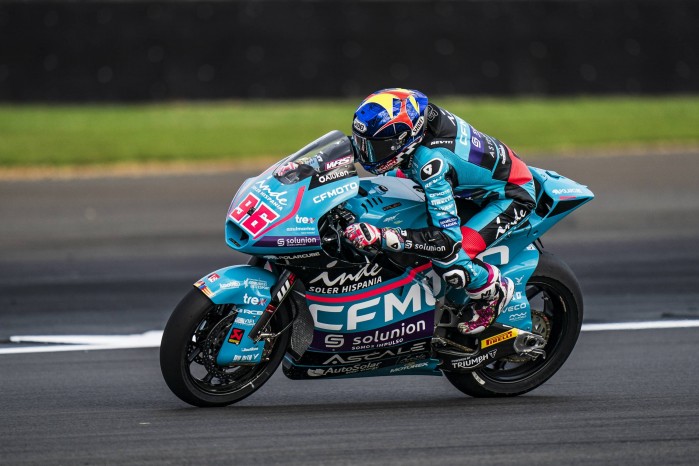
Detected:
[
  {"left": 468, "top": 263, "right": 495, "bottom": 293},
  {"left": 306, "top": 262, "right": 432, "bottom": 304},
  {"left": 254, "top": 186, "right": 306, "bottom": 238}
]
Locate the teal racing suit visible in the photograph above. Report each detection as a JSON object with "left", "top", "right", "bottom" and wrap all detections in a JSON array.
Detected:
[{"left": 386, "top": 103, "right": 536, "bottom": 294}]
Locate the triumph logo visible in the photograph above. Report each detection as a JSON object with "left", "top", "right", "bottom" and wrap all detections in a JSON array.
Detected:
[{"left": 452, "top": 350, "right": 497, "bottom": 369}]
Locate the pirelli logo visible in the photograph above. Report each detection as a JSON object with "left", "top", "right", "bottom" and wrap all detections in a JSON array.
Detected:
[{"left": 481, "top": 329, "right": 518, "bottom": 349}]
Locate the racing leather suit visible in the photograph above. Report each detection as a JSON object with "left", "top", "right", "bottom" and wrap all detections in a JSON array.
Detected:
[{"left": 385, "top": 103, "right": 536, "bottom": 296}]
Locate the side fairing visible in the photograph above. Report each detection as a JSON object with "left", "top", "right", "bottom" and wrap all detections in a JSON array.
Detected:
[
  {"left": 526, "top": 167, "right": 595, "bottom": 239},
  {"left": 343, "top": 176, "right": 429, "bottom": 229},
  {"left": 282, "top": 263, "right": 444, "bottom": 379},
  {"left": 491, "top": 244, "right": 540, "bottom": 331}
]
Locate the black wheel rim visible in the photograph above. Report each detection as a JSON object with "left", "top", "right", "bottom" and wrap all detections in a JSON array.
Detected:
[
  {"left": 476, "top": 278, "right": 572, "bottom": 384},
  {"left": 184, "top": 304, "right": 276, "bottom": 396}
]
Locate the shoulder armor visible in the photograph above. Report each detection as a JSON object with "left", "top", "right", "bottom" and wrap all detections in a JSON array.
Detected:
[{"left": 423, "top": 104, "right": 457, "bottom": 151}]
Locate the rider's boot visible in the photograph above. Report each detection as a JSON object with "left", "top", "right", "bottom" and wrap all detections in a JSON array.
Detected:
[{"left": 458, "top": 265, "right": 514, "bottom": 335}]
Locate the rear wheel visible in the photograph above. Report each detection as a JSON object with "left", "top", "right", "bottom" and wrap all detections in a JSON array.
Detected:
[
  {"left": 445, "top": 251, "right": 583, "bottom": 397},
  {"left": 160, "top": 288, "right": 291, "bottom": 407}
]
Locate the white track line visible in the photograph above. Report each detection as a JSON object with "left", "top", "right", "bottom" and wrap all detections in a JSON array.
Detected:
[
  {"left": 1, "top": 320, "right": 698, "bottom": 355},
  {"left": 1, "top": 331, "right": 163, "bottom": 354},
  {"left": 581, "top": 320, "right": 699, "bottom": 331}
]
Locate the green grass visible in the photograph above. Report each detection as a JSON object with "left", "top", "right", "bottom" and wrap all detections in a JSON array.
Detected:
[{"left": 1, "top": 96, "right": 698, "bottom": 167}]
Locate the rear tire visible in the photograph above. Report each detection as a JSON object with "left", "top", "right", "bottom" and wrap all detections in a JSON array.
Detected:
[
  {"left": 445, "top": 251, "right": 583, "bottom": 397},
  {"left": 160, "top": 288, "right": 291, "bottom": 407}
]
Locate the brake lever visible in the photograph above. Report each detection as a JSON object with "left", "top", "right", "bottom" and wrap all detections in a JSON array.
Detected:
[
  {"left": 352, "top": 241, "right": 382, "bottom": 265},
  {"left": 365, "top": 248, "right": 382, "bottom": 269}
]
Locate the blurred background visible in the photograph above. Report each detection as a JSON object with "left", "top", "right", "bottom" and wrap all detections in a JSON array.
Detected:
[
  {"left": 2, "top": 3, "right": 699, "bottom": 463},
  {"left": 0, "top": 0, "right": 698, "bottom": 168},
  {"left": 2, "top": 0, "right": 699, "bottom": 335},
  {"left": 2, "top": 0, "right": 698, "bottom": 100}
]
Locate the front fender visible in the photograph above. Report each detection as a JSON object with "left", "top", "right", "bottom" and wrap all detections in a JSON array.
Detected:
[
  {"left": 194, "top": 265, "right": 279, "bottom": 365},
  {"left": 194, "top": 265, "right": 277, "bottom": 306}
]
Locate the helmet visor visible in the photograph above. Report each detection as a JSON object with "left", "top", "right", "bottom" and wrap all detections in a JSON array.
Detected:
[{"left": 353, "top": 133, "right": 407, "bottom": 164}]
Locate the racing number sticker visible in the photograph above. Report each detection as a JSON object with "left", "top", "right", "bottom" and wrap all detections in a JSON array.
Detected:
[
  {"left": 229, "top": 193, "right": 259, "bottom": 221},
  {"left": 229, "top": 193, "right": 280, "bottom": 237}
]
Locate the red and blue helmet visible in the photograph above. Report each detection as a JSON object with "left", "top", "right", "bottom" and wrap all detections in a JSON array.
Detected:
[{"left": 352, "top": 88, "right": 429, "bottom": 174}]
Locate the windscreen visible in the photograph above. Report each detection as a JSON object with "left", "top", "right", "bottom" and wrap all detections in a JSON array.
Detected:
[{"left": 274, "top": 130, "right": 355, "bottom": 185}]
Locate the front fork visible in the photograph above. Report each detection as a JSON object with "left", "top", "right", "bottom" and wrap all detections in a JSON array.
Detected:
[
  {"left": 202, "top": 263, "right": 297, "bottom": 366},
  {"left": 248, "top": 269, "right": 297, "bottom": 342}
]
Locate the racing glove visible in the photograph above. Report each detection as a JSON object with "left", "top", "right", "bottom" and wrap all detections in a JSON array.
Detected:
[
  {"left": 344, "top": 223, "right": 458, "bottom": 259},
  {"left": 343, "top": 223, "right": 404, "bottom": 251}
]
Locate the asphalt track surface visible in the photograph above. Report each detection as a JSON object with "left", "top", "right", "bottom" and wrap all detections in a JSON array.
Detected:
[{"left": 2, "top": 152, "right": 699, "bottom": 465}]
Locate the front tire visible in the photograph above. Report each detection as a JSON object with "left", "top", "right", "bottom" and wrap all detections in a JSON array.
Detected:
[
  {"left": 445, "top": 251, "right": 583, "bottom": 397},
  {"left": 160, "top": 288, "right": 291, "bottom": 407}
]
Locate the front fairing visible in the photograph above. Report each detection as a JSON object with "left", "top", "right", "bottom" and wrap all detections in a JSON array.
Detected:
[{"left": 225, "top": 131, "right": 359, "bottom": 255}]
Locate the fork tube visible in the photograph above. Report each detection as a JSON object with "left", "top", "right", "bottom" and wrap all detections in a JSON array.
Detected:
[{"left": 248, "top": 269, "right": 296, "bottom": 342}]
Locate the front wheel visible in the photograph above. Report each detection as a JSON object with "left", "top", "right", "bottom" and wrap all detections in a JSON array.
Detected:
[
  {"left": 445, "top": 251, "right": 583, "bottom": 397},
  {"left": 160, "top": 288, "right": 291, "bottom": 407}
]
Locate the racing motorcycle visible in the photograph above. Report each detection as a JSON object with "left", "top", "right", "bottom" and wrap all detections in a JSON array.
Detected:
[{"left": 160, "top": 130, "right": 594, "bottom": 407}]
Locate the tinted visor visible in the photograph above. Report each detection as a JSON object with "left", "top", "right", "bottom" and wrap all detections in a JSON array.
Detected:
[{"left": 353, "top": 133, "right": 406, "bottom": 164}]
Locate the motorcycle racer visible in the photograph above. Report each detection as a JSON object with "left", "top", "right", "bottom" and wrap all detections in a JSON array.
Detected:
[{"left": 344, "top": 88, "right": 537, "bottom": 334}]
